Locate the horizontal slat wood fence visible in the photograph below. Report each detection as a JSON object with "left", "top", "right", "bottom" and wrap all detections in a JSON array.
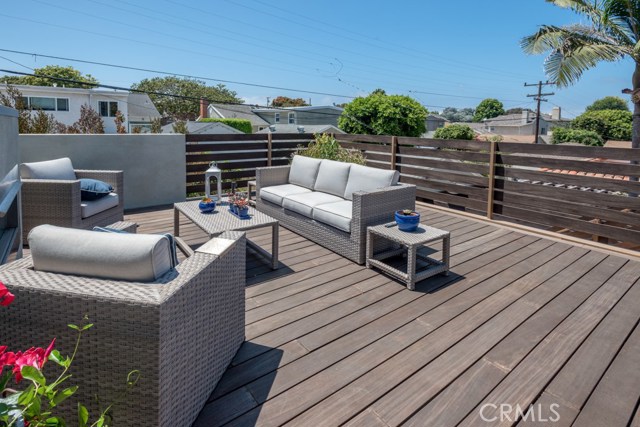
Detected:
[{"left": 186, "top": 133, "right": 640, "bottom": 247}]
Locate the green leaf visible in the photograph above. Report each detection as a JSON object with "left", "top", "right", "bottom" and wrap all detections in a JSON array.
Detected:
[
  {"left": 21, "top": 366, "right": 46, "bottom": 387},
  {"left": 45, "top": 416, "right": 65, "bottom": 426},
  {"left": 0, "top": 372, "right": 10, "bottom": 391},
  {"left": 81, "top": 323, "right": 94, "bottom": 331},
  {"left": 17, "top": 385, "right": 35, "bottom": 405},
  {"left": 67, "top": 324, "right": 79, "bottom": 331},
  {"left": 50, "top": 386, "right": 78, "bottom": 407},
  {"left": 78, "top": 403, "right": 89, "bottom": 427},
  {"left": 95, "top": 416, "right": 105, "bottom": 427}
]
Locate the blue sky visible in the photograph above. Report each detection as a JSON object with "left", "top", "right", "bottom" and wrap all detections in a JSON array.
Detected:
[{"left": 0, "top": 0, "right": 633, "bottom": 118}]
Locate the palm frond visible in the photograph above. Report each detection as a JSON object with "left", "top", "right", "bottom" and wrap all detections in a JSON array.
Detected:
[{"left": 521, "top": 24, "right": 626, "bottom": 87}]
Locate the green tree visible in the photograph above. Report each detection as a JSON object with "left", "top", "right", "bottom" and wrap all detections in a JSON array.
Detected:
[
  {"left": 131, "top": 77, "right": 241, "bottom": 120},
  {"left": 0, "top": 65, "right": 98, "bottom": 88},
  {"left": 433, "top": 124, "right": 475, "bottom": 140},
  {"left": 473, "top": 98, "right": 505, "bottom": 122},
  {"left": 552, "top": 127, "right": 604, "bottom": 146},
  {"left": 521, "top": 0, "right": 640, "bottom": 149},
  {"left": 172, "top": 120, "right": 188, "bottom": 134},
  {"left": 338, "top": 91, "right": 428, "bottom": 136},
  {"left": 271, "top": 96, "right": 309, "bottom": 107},
  {"left": 440, "top": 107, "right": 475, "bottom": 122},
  {"left": 585, "top": 96, "right": 629, "bottom": 112},
  {"left": 571, "top": 109, "right": 632, "bottom": 140}
]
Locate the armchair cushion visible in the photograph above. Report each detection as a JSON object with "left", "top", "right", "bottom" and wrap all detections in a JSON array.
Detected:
[
  {"left": 314, "top": 159, "right": 352, "bottom": 197},
  {"left": 81, "top": 193, "right": 119, "bottom": 218},
  {"left": 283, "top": 191, "right": 344, "bottom": 217},
  {"left": 20, "top": 157, "right": 76, "bottom": 180},
  {"left": 288, "top": 155, "right": 322, "bottom": 189},
  {"left": 344, "top": 164, "right": 400, "bottom": 200},
  {"left": 260, "top": 183, "right": 311, "bottom": 206},
  {"left": 28, "top": 224, "right": 173, "bottom": 281},
  {"left": 80, "top": 178, "right": 113, "bottom": 201},
  {"left": 313, "top": 200, "right": 352, "bottom": 232}
]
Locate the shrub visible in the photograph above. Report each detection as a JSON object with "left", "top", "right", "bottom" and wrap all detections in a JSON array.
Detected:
[
  {"left": 199, "top": 118, "right": 252, "bottom": 134},
  {"left": 585, "top": 96, "right": 629, "bottom": 112},
  {"left": 295, "top": 133, "right": 366, "bottom": 165},
  {"left": 551, "top": 127, "right": 604, "bottom": 146},
  {"left": 571, "top": 109, "right": 632, "bottom": 141},
  {"left": 433, "top": 124, "right": 475, "bottom": 140}
]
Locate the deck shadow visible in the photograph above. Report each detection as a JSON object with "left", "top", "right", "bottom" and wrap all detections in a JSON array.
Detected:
[{"left": 194, "top": 342, "right": 284, "bottom": 426}]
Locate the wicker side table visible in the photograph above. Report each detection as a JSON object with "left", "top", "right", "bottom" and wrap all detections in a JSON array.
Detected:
[{"left": 366, "top": 223, "right": 450, "bottom": 290}]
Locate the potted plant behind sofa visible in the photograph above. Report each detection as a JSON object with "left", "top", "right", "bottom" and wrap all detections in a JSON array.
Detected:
[{"left": 294, "top": 133, "right": 367, "bottom": 165}]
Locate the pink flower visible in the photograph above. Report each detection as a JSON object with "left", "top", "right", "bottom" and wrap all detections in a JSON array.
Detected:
[
  {"left": 0, "top": 345, "right": 16, "bottom": 369},
  {"left": 0, "top": 281, "right": 14, "bottom": 306},
  {"left": 11, "top": 338, "right": 56, "bottom": 383}
]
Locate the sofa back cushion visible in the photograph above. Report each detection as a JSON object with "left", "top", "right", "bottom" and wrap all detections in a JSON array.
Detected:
[
  {"left": 343, "top": 164, "right": 400, "bottom": 200},
  {"left": 288, "top": 155, "right": 322, "bottom": 189},
  {"left": 20, "top": 157, "right": 76, "bottom": 180},
  {"left": 314, "top": 159, "right": 352, "bottom": 197},
  {"left": 29, "top": 225, "right": 173, "bottom": 282}
]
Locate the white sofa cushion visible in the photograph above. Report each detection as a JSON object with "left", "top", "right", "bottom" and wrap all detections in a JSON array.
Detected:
[
  {"left": 314, "top": 159, "right": 352, "bottom": 197},
  {"left": 81, "top": 193, "right": 119, "bottom": 218},
  {"left": 344, "top": 164, "right": 400, "bottom": 200},
  {"left": 28, "top": 225, "right": 173, "bottom": 281},
  {"left": 260, "top": 184, "right": 311, "bottom": 206},
  {"left": 288, "top": 155, "right": 322, "bottom": 189},
  {"left": 313, "top": 201, "right": 353, "bottom": 232},
  {"left": 283, "top": 191, "right": 344, "bottom": 217},
  {"left": 20, "top": 157, "right": 76, "bottom": 180}
]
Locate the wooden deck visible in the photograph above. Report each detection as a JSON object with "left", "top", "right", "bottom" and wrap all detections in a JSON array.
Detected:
[{"left": 125, "top": 202, "right": 640, "bottom": 427}]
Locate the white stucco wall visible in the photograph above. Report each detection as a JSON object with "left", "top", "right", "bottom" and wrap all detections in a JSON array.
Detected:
[{"left": 19, "top": 134, "right": 186, "bottom": 209}]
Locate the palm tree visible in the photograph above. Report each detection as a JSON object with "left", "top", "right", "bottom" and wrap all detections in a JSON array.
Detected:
[{"left": 521, "top": 0, "right": 640, "bottom": 149}]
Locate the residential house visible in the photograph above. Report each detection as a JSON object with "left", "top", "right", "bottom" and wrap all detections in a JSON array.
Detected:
[
  {"left": 255, "top": 124, "right": 344, "bottom": 134},
  {"left": 482, "top": 107, "right": 571, "bottom": 139},
  {"left": 1, "top": 84, "right": 160, "bottom": 133},
  {"left": 203, "top": 100, "right": 343, "bottom": 133},
  {"left": 161, "top": 121, "right": 244, "bottom": 134},
  {"left": 425, "top": 114, "right": 448, "bottom": 132},
  {"left": 206, "top": 102, "right": 269, "bottom": 133}
]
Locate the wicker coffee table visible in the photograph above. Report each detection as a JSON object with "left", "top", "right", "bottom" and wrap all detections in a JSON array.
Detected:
[
  {"left": 366, "top": 222, "right": 450, "bottom": 290},
  {"left": 174, "top": 200, "right": 279, "bottom": 269}
]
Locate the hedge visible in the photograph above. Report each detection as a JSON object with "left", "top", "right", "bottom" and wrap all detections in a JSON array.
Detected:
[
  {"left": 551, "top": 127, "right": 604, "bottom": 146},
  {"left": 199, "top": 118, "right": 252, "bottom": 134}
]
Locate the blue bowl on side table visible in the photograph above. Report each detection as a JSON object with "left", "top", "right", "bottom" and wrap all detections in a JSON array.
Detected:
[
  {"left": 395, "top": 210, "right": 421, "bottom": 232},
  {"left": 199, "top": 199, "right": 217, "bottom": 213}
]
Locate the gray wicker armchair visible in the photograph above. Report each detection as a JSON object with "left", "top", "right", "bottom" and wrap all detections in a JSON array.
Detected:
[
  {"left": 21, "top": 169, "right": 124, "bottom": 241},
  {"left": 256, "top": 162, "right": 416, "bottom": 264},
  {"left": 0, "top": 230, "right": 246, "bottom": 427}
]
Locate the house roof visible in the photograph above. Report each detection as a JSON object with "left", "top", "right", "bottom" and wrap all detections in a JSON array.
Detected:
[
  {"left": 252, "top": 105, "right": 343, "bottom": 113},
  {"left": 255, "top": 124, "right": 344, "bottom": 134},
  {"left": 208, "top": 103, "right": 269, "bottom": 126},
  {"left": 127, "top": 93, "right": 160, "bottom": 121},
  {"left": 426, "top": 114, "right": 448, "bottom": 121},
  {"left": 161, "top": 121, "right": 244, "bottom": 134}
]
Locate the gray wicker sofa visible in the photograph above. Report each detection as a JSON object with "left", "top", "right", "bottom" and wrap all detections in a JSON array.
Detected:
[
  {"left": 0, "top": 228, "right": 246, "bottom": 427},
  {"left": 256, "top": 155, "right": 416, "bottom": 264},
  {"left": 20, "top": 157, "right": 124, "bottom": 241}
]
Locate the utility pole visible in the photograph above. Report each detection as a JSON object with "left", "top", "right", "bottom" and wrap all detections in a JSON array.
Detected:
[
  {"left": 524, "top": 81, "right": 555, "bottom": 144},
  {"left": 266, "top": 97, "right": 270, "bottom": 106}
]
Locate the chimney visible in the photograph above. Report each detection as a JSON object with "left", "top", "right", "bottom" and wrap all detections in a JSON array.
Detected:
[
  {"left": 521, "top": 110, "right": 530, "bottom": 123},
  {"left": 551, "top": 106, "right": 561, "bottom": 121},
  {"left": 199, "top": 98, "right": 209, "bottom": 119}
]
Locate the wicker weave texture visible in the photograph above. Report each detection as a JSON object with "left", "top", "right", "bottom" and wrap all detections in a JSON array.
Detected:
[
  {"left": 255, "top": 165, "right": 416, "bottom": 264},
  {"left": 21, "top": 169, "right": 124, "bottom": 241},
  {"left": 0, "top": 230, "right": 246, "bottom": 427}
]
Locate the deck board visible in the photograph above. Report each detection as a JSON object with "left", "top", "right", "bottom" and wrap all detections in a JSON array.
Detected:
[{"left": 121, "top": 202, "right": 640, "bottom": 427}]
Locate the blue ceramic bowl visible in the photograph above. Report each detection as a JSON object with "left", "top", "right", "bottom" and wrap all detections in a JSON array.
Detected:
[
  {"left": 199, "top": 200, "right": 216, "bottom": 213},
  {"left": 395, "top": 211, "right": 420, "bottom": 232}
]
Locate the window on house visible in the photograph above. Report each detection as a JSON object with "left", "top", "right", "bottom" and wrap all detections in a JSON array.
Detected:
[
  {"left": 56, "top": 98, "right": 69, "bottom": 111},
  {"left": 274, "top": 112, "right": 280, "bottom": 123},
  {"left": 99, "top": 101, "right": 118, "bottom": 117},
  {"left": 20, "top": 96, "right": 70, "bottom": 111},
  {"left": 288, "top": 112, "right": 296, "bottom": 124},
  {"left": 541, "top": 128, "right": 547, "bottom": 135}
]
